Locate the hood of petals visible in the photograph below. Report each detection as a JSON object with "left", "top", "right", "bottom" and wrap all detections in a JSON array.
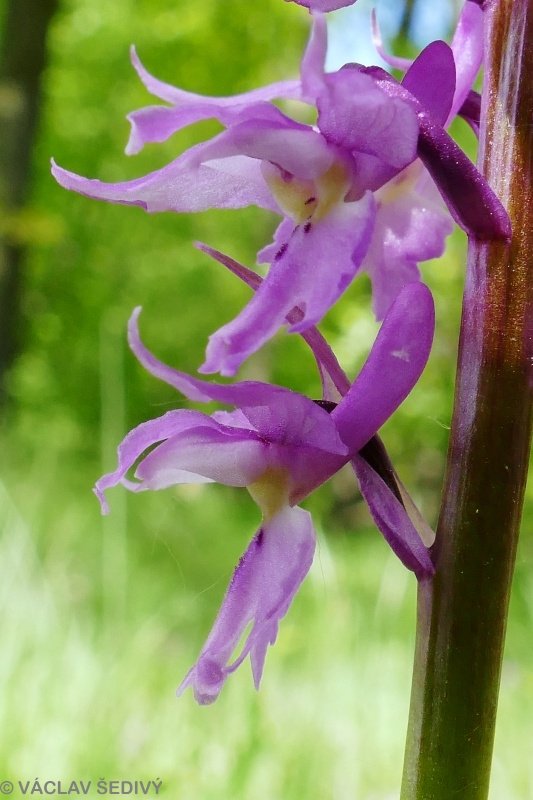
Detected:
[{"left": 317, "top": 68, "right": 419, "bottom": 172}]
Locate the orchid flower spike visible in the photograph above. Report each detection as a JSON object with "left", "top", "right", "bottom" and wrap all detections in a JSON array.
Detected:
[
  {"left": 52, "top": 4, "right": 508, "bottom": 375},
  {"left": 96, "top": 282, "right": 435, "bottom": 704}
]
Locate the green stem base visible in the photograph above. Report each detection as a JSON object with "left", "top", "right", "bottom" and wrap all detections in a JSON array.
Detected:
[{"left": 401, "top": 1, "right": 533, "bottom": 797}]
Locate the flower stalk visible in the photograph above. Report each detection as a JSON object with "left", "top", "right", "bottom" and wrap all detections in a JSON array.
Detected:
[{"left": 401, "top": 1, "right": 533, "bottom": 797}]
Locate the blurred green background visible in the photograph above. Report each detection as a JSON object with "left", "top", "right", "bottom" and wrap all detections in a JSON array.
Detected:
[{"left": 1, "top": 0, "right": 532, "bottom": 797}]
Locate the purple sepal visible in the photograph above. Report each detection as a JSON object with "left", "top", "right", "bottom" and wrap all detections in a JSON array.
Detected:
[
  {"left": 402, "top": 41, "right": 456, "bottom": 128},
  {"left": 332, "top": 282, "right": 435, "bottom": 454},
  {"left": 94, "top": 409, "right": 269, "bottom": 512},
  {"left": 177, "top": 506, "right": 315, "bottom": 704},
  {"left": 300, "top": 15, "right": 327, "bottom": 98},
  {"left": 126, "top": 46, "right": 302, "bottom": 154},
  {"left": 371, "top": 11, "right": 412, "bottom": 72},
  {"left": 368, "top": 72, "right": 511, "bottom": 241}
]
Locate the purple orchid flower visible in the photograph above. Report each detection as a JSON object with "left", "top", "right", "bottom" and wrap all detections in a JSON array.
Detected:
[
  {"left": 365, "top": 0, "right": 485, "bottom": 317},
  {"left": 96, "top": 281, "right": 435, "bottom": 704},
  {"left": 286, "top": 0, "right": 357, "bottom": 10},
  {"left": 197, "top": 239, "right": 436, "bottom": 553},
  {"left": 52, "top": 9, "right": 508, "bottom": 376}
]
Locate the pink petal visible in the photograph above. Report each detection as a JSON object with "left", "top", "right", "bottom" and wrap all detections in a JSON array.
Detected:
[
  {"left": 201, "top": 193, "right": 375, "bottom": 376},
  {"left": 127, "top": 45, "right": 303, "bottom": 154},
  {"left": 195, "top": 242, "right": 350, "bottom": 399}
]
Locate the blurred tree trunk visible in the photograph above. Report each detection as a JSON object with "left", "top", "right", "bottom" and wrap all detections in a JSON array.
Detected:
[{"left": 0, "top": 0, "right": 59, "bottom": 401}]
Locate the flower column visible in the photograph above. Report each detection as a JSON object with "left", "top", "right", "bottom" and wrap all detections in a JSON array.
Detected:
[{"left": 401, "top": 1, "right": 533, "bottom": 798}]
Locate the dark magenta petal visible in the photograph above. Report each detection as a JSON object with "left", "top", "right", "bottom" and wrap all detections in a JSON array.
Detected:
[
  {"left": 352, "top": 453, "right": 434, "bottom": 579},
  {"left": 402, "top": 41, "right": 456, "bottom": 127},
  {"left": 458, "top": 90, "right": 481, "bottom": 136},
  {"left": 177, "top": 506, "right": 315, "bottom": 704},
  {"left": 417, "top": 116, "right": 511, "bottom": 240},
  {"left": 376, "top": 5, "right": 479, "bottom": 129},
  {"left": 363, "top": 65, "right": 508, "bottom": 240}
]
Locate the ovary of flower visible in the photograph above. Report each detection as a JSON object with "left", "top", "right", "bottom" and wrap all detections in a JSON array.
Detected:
[
  {"left": 263, "top": 160, "right": 351, "bottom": 224},
  {"left": 247, "top": 467, "right": 291, "bottom": 520}
]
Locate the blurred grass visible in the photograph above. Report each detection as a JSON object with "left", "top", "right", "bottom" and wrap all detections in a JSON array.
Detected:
[
  {"left": 1, "top": 460, "right": 532, "bottom": 798},
  {"left": 1, "top": 0, "right": 532, "bottom": 796}
]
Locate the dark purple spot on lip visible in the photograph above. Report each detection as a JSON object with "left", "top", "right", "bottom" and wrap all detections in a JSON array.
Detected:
[
  {"left": 256, "top": 529, "right": 264, "bottom": 546},
  {"left": 275, "top": 243, "right": 288, "bottom": 261},
  {"left": 304, "top": 196, "right": 316, "bottom": 205},
  {"left": 303, "top": 221, "right": 312, "bottom": 234}
]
